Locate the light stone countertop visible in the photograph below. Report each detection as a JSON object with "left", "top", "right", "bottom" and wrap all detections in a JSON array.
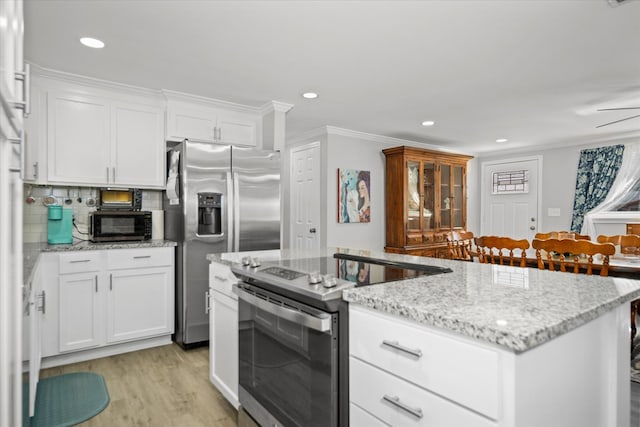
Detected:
[
  {"left": 23, "top": 240, "right": 177, "bottom": 290},
  {"left": 209, "top": 246, "right": 640, "bottom": 353}
]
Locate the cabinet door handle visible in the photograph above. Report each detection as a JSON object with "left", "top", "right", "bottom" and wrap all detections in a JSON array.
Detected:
[
  {"left": 109, "top": 273, "right": 113, "bottom": 291},
  {"left": 13, "top": 63, "right": 30, "bottom": 117},
  {"left": 95, "top": 275, "right": 98, "bottom": 292},
  {"left": 33, "top": 161, "right": 38, "bottom": 179},
  {"left": 382, "top": 395, "right": 423, "bottom": 419},
  {"left": 106, "top": 166, "right": 110, "bottom": 182},
  {"left": 8, "top": 130, "right": 24, "bottom": 178},
  {"left": 381, "top": 340, "right": 423, "bottom": 358},
  {"left": 38, "top": 291, "right": 46, "bottom": 314},
  {"left": 217, "top": 127, "right": 222, "bottom": 141},
  {"left": 70, "top": 259, "right": 91, "bottom": 263},
  {"left": 213, "top": 275, "right": 227, "bottom": 282},
  {"left": 112, "top": 167, "right": 116, "bottom": 182},
  {"left": 133, "top": 255, "right": 151, "bottom": 259},
  {"left": 205, "top": 290, "right": 211, "bottom": 314}
]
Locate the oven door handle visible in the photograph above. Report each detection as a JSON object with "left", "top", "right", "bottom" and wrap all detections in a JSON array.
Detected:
[{"left": 236, "top": 287, "right": 332, "bottom": 333}]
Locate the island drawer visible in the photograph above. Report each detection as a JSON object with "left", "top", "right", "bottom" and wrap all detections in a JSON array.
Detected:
[
  {"left": 349, "top": 305, "right": 500, "bottom": 420},
  {"left": 58, "top": 252, "right": 102, "bottom": 274},
  {"left": 107, "top": 247, "right": 172, "bottom": 270},
  {"left": 350, "top": 357, "right": 496, "bottom": 427},
  {"left": 209, "top": 262, "right": 238, "bottom": 298},
  {"left": 350, "top": 403, "right": 388, "bottom": 427}
]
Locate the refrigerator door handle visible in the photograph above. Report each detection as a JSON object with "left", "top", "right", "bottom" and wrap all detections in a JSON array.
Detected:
[
  {"left": 233, "top": 172, "right": 240, "bottom": 251},
  {"left": 226, "top": 171, "right": 233, "bottom": 252}
]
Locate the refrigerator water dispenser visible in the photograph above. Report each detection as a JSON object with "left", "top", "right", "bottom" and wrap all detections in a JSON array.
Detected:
[{"left": 197, "top": 192, "right": 222, "bottom": 236}]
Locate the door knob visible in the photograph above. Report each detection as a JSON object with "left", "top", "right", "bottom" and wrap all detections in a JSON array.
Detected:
[{"left": 530, "top": 226, "right": 536, "bottom": 230}]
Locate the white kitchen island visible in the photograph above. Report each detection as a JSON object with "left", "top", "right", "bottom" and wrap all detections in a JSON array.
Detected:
[{"left": 208, "top": 247, "right": 640, "bottom": 427}]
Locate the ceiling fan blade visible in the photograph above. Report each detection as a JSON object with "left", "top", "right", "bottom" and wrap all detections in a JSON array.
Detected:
[
  {"left": 596, "top": 114, "right": 640, "bottom": 128},
  {"left": 597, "top": 107, "right": 640, "bottom": 111}
]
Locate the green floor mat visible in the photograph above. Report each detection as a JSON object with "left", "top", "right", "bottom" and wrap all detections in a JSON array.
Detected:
[{"left": 23, "top": 372, "right": 110, "bottom": 427}]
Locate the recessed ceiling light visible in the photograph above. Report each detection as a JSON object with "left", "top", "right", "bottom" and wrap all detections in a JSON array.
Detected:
[
  {"left": 80, "top": 37, "right": 105, "bottom": 49},
  {"left": 302, "top": 92, "right": 319, "bottom": 99},
  {"left": 421, "top": 120, "right": 435, "bottom": 127},
  {"left": 496, "top": 138, "right": 508, "bottom": 143}
]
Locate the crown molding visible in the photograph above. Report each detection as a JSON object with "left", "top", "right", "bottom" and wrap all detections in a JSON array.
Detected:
[
  {"left": 259, "top": 100, "right": 294, "bottom": 115},
  {"left": 286, "top": 125, "right": 474, "bottom": 156},
  {"left": 162, "top": 89, "right": 265, "bottom": 114},
  {"left": 28, "top": 62, "right": 164, "bottom": 99}
]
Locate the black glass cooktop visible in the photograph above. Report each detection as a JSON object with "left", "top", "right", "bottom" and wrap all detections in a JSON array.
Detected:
[{"left": 271, "top": 253, "right": 452, "bottom": 286}]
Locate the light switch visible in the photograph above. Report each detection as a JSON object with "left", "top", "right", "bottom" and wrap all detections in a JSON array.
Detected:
[{"left": 547, "top": 208, "right": 561, "bottom": 217}]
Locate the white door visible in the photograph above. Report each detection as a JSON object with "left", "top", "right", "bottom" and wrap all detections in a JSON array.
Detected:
[
  {"left": 481, "top": 157, "right": 540, "bottom": 241},
  {"left": 290, "top": 142, "right": 321, "bottom": 249}
]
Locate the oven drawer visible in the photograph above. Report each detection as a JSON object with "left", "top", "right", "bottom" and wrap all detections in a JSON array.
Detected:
[
  {"left": 350, "top": 357, "right": 496, "bottom": 427},
  {"left": 58, "top": 252, "right": 102, "bottom": 274},
  {"left": 106, "top": 247, "right": 172, "bottom": 270},
  {"left": 349, "top": 306, "right": 500, "bottom": 420}
]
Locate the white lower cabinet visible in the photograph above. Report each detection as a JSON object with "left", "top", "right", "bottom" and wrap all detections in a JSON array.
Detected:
[
  {"left": 57, "top": 247, "right": 174, "bottom": 354},
  {"left": 349, "top": 303, "right": 629, "bottom": 427},
  {"left": 209, "top": 261, "right": 239, "bottom": 409}
]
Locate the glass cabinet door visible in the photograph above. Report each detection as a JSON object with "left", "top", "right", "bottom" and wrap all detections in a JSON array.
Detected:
[
  {"left": 407, "top": 161, "right": 420, "bottom": 233},
  {"left": 423, "top": 162, "right": 435, "bottom": 231},
  {"left": 453, "top": 166, "right": 464, "bottom": 228},
  {"left": 440, "top": 164, "right": 451, "bottom": 229}
]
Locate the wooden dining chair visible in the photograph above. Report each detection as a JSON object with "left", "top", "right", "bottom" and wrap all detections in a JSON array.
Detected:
[
  {"left": 446, "top": 230, "right": 474, "bottom": 262},
  {"left": 596, "top": 234, "right": 640, "bottom": 352},
  {"left": 531, "top": 238, "right": 615, "bottom": 276},
  {"left": 534, "top": 231, "right": 591, "bottom": 241},
  {"left": 596, "top": 234, "right": 640, "bottom": 255},
  {"left": 474, "top": 236, "right": 530, "bottom": 267}
]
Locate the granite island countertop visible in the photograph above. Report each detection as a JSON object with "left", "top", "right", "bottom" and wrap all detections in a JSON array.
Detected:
[{"left": 209, "top": 246, "right": 640, "bottom": 353}]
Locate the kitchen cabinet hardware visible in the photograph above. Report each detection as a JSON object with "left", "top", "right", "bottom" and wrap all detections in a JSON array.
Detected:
[
  {"left": 381, "top": 340, "right": 423, "bottom": 358},
  {"left": 95, "top": 275, "right": 98, "bottom": 292},
  {"left": 13, "top": 63, "right": 31, "bottom": 117},
  {"left": 382, "top": 395, "right": 424, "bottom": 419},
  {"left": 32, "top": 162, "right": 38, "bottom": 180},
  {"left": 133, "top": 255, "right": 151, "bottom": 259},
  {"left": 205, "top": 290, "right": 211, "bottom": 314},
  {"left": 37, "top": 291, "right": 46, "bottom": 314},
  {"left": 310, "top": 228, "right": 316, "bottom": 233},
  {"left": 109, "top": 274, "right": 113, "bottom": 291},
  {"left": 213, "top": 275, "right": 227, "bottom": 282},
  {"left": 70, "top": 259, "right": 91, "bottom": 263}
]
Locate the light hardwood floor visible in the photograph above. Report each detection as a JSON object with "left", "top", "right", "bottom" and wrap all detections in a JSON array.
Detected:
[{"left": 39, "top": 344, "right": 238, "bottom": 426}]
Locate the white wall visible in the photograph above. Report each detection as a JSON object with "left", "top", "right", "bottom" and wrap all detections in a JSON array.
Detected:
[
  {"left": 284, "top": 126, "right": 473, "bottom": 252},
  {"left": 469, "top": 139, "right": 636, "bottom": 237}
]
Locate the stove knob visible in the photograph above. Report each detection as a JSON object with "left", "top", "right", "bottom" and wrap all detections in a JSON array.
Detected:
[
  {"left": 308, "top": 271, "right": 322, "bottom": 285},
  {"left": 241, "top": 256, "right": 252, "bottom": 266},
  {"left": 250, "top": 258, "right": 261, "bottom": 268},
  {"left": 322, "top": 274, "right": 337, "bottom": 288}
]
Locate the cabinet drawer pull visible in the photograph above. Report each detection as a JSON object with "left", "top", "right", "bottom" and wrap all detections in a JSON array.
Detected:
[
  {"left": 382, "top": 395, "right": 423, "bottom": 419},
  {"left": 70, "top": 259, "right": 91, "bottom": 263},
  {"left": 213, "top": 275, "right": 228, "bottom": 282},
  {"left": 205, "top": 290, "right": 211, "bottom": 314},
  {"left": 382, "top": 340, "right": 423, "bottom": 358},
  {"left": 110, "top": 273, "right": 113, "bottom": 291},
  {"left": 133, "top": 255, "right": 151, "bottom": 259},
  {"left": 95, "top": 275, "right": 98, "bottom": 293}
]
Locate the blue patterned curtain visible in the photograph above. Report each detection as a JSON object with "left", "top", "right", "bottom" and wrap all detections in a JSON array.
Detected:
[{"left": 570, "top": 145, "right": 625, "bottom": 232}]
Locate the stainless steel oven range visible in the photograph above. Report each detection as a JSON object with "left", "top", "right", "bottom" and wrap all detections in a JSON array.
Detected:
[{"left": 231, "top": 253, "right": 452, "bottom": 427}]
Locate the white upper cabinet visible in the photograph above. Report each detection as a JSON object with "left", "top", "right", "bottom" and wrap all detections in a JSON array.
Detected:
[
  {"left": 111, "top": 102, "right": 165, "bottom": 187},
  {"left": 0, "top": 0, "right": 27, "bottom": 131},
  {"left": 31, "top": 70, "right": 166, "bottom": 189},
  {"left": 165, "top": 94, "right": 260, "bottom": 147},
  {"left": 47, "top": 91, "right": 111, "bottom": 185}
]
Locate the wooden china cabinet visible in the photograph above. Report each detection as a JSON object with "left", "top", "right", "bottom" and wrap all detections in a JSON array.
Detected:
[{"left": 383, "top": 146, "right": 473, "bottom": 258}]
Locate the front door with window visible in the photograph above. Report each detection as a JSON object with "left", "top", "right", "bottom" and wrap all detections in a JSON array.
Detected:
[{"left": 481, "top": 157, "right": 540, "bottom": 241}]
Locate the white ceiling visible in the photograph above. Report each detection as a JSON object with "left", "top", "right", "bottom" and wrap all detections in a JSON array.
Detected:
[{"left": 23, "top": 0, "right": 640, "bottom": 154}]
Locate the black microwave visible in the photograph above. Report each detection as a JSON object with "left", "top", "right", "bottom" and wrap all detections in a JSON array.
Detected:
[{"left": 89, "top": 211, "right": 152, "bottom": 242}]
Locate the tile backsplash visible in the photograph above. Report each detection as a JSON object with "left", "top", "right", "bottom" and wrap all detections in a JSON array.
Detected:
[{"left": 23, "top": 185, "right": 163, "bottom": 243}]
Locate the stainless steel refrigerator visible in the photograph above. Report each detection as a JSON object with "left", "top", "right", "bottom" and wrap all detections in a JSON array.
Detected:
[{"left": 164, "top": 140, "right": 281, "bottom": 348}]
